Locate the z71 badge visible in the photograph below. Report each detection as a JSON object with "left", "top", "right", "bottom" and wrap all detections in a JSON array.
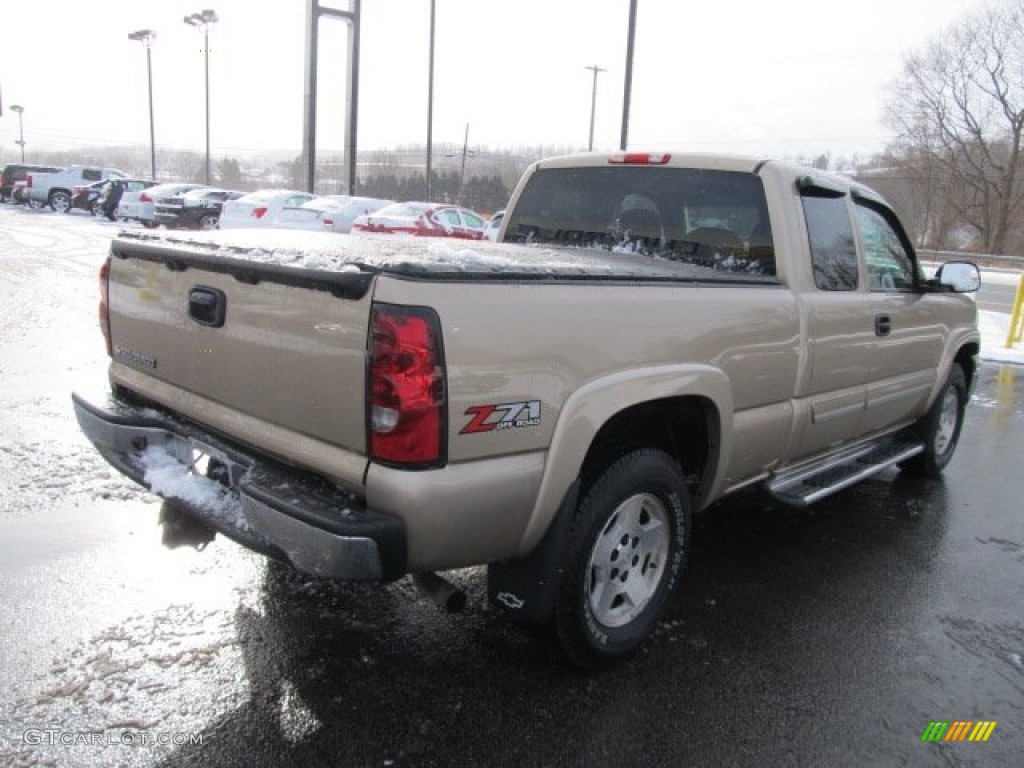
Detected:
[{"left": 461, "top": 401, "right": 541, "bottom": 434}]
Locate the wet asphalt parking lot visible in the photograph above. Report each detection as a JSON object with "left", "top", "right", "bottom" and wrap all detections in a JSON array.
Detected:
[{"left": 0, "top": 205, "right": 1021, "bottom": 767}]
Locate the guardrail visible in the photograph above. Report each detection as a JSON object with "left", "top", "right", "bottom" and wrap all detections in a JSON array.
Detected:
[{"left": 918, "top": 249, "right": 1024, "bottom": 270}]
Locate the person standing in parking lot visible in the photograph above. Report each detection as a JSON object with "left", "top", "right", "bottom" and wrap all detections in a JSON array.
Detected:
[{"left": 102, "top": 179, "right": 125, "bottom": 221}]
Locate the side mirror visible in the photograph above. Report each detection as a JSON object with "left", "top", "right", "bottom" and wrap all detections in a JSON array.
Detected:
[{"left": 934, "top": 261, "right": 980, "bottom": 293}]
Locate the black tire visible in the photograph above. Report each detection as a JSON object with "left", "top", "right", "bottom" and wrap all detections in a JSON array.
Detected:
[
  {"left": 48, "top": 190, "right": 71, "bottom": 213},
  {"left": 901, "top": 363, "right": 967, "bottom": 476},
  {"left": 142, "top": 220, "right": 159, "bottom": 229},
  {"left": 554, "top": 449, "right": 690, "bottom": 669},
  {"left": 198, "top": 214, "right": 219, "bottom": 230}
]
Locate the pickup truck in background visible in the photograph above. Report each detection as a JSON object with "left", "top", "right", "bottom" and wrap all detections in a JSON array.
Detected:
[
  {"left": 73, "top": 152, "right": 980, "bottom": 667},
  {"left": 25, "top": 164, "right": 128, "bottom": 212}
]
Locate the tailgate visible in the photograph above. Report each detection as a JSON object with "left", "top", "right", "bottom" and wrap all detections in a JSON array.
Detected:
[{"left": 106, "top": 237, "right": 375, "bottom": 465}]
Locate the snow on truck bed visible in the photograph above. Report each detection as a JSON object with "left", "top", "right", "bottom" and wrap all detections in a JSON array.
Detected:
[{"left": 113, "top": 229, "right": 778, "bottom": 283}]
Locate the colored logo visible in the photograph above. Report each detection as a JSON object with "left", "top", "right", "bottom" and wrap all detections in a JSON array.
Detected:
[{"left": 921, "top": 721, "right": 997, "bottom": 742}]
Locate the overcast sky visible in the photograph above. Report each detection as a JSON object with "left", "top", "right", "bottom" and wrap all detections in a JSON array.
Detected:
[{"left": 0, "top": 0, "right": 979, "bottom": 164}]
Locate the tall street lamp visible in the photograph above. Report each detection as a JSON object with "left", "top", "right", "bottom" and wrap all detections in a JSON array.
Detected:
[
  {"left": 184, "top": 9, "right": 218, "bottom": 184},
  {"left": 426, "top": 0, "right": 436, "bottom": 200},
  {"left": 620, "top": 0, "right": 638, "bottom": 150},
  {"left": 128, "top": 29, "right": 157, "bottom": 181},
  {"left": 10, "top": 104, "right": 25, "bottom": 162},
  {"left": 584, "top": 65, "right": 606, "bottom": 151}
]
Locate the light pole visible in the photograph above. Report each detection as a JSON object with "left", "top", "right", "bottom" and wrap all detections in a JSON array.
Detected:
[
  {"left": 10, "top": 105, "right": 25, "bottom": 162},
  {"left": 128, "top": 29, "right": 157, "bottom": 181},
  {"left": 585, "top": 65, "right": 606, "bottom": 151},
  {"left": 426, "top": 0, "right": 436, "bottom": 200},
  {"left": 620, "top": 0, "right": 638, "bottom": 150},
  {"left": 184, "top": 9, "right": 218, "bottom": 184}
]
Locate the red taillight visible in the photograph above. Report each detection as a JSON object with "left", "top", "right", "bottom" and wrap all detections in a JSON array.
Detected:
[
  {"left": 368, "top": 305, "right": 446, "bottom": 466},
  {"left": 26, "top": 175, "right": 33, "bottom": 188},
  {"left": 322, "top": 218, "right": 334, "bottom": 228},
  {"left": 252, "top": 206, "right": 268, "bottom": 219},
  {"left": 608, "top": 152, "right": 671, "bottom": 165},
  {"left": 140, "top": 193, "right": 152, "bottom": 203},
  {"left": 99, "top": 258, "right": 112, "bottom": 357}
]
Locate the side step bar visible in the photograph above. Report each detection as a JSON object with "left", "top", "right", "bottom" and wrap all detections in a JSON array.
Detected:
[{"left": 766, "top": 435, "right": 925, "bottom": 507}]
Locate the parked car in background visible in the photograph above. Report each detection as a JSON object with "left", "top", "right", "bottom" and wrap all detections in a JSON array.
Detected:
[
  {"left": 274, "top": 195, "right": 395, "bottom": 233},
  {"left": 70, "top": 178, "right": 155, "bottom": 218},
  {"left": 483, "top": 209, "right": 505, "bottom": 241},
  {"left": 23, "top": 165, "right": 128, "bottom": 212},
  {"left": 10, "top": 180, "right": 39, "bottom": 208},
  {"left": 118, "top": 182, "right": 205, "bottom": 228},
  {"left": 1, "top": 164, "right": 59, "bottom": 203},
  {"left": 218, "top": 189, "right": 316, "bottom": 229},
  {"left": 350, "top": 202, "right": 488, "bottom": 240},
  {"left": 154, "top": 187, "right": 245, "bottom": 230}
]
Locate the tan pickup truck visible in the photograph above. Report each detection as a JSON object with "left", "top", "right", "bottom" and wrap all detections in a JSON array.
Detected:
[{"left": 73, "top": 152, "right": 980, "bottom": 667}]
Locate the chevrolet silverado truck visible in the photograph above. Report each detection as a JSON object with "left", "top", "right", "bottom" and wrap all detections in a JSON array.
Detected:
[
  {"left": 72, "top": 152, "right": 980, "bottom": 667},
  {"left": 25, "top": 165, "right": 128, "bottom": 213}
]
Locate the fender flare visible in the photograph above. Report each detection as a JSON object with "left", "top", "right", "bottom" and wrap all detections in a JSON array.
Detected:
[{"left": 516, "top": 364, "right": 733, "bottom": 556}]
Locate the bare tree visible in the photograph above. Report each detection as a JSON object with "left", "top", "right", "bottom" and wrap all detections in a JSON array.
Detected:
[{"left": 885, "top": 0, "right": 1024, "bottom": 253}]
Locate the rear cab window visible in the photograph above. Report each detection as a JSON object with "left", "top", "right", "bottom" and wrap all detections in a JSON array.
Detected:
[{"left": 502, "top": 165, "right": 777, "bottom": 279}]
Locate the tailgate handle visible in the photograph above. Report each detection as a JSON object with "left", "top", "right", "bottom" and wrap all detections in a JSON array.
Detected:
[{"left": 189, "top": 287, "right": 226, "bottom": 328}]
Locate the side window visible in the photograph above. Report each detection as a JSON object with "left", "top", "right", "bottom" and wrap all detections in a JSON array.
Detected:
[
  {"left": 801, "top": 196, "right": 858, "bottom": 291},
  {"left": 438, "top": 210, "right": 461, "bottom": 227},
  {"left": 855, "top": 203, "right": 917, "bottom": 292},
  {"left": 461, "top": 212, "right": 484, "bottom": 230},
  {"left": 83, "top": 168, "right": 102, "bottom": 182}
]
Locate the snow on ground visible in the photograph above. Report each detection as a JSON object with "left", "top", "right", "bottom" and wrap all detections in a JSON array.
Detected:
[{"left": 979, "top": 310, "right": 1024, "bottom": 365}]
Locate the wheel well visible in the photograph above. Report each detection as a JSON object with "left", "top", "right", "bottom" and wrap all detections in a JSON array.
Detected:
[
  {"left": 955, "top": 344, "right": 978, "bottom": 391},
  {"left": 580, "top": 397, "right": 719, "bottom": 505}
]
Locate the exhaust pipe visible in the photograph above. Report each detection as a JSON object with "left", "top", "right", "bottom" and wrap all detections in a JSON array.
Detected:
[{"left": 412, "top": 571, "right": 467, "bottom": 613}]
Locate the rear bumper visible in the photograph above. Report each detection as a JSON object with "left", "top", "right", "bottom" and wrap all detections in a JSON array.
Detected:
[{"left": 71, "top": 390, "right": 406, "bottom": 581}]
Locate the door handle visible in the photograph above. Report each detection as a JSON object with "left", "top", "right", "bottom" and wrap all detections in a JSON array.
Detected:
[{"left": 875, "top": 314, "right": 892, "bottom": 337}]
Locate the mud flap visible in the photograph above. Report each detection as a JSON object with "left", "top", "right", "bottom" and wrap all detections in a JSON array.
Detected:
[{"left": 487, "top": 480, "right": 580, "bottom": 624}]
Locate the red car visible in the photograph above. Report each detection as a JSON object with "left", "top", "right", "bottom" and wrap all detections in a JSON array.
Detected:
[{"left": 350, "top": 202, "right": 487, "bottom": 240}]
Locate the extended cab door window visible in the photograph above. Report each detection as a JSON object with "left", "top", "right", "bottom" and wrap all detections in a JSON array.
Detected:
[
  {"left": 800, "top": 193, "right": 858, "bottom": 291},
  {"left": 854, "top": 201, "right": 919, "bottom": 292}
]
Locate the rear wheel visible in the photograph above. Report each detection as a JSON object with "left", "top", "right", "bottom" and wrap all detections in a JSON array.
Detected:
[
  {"left": 901, "top": 363, "right": 967, "bottom": 476},
  {"left": 48, "top": 190, "right": 71, "bottom": 213},
  {"left": 198, "top": 213, "right": 219, "bottom": 230},
  {"left": 555, "top": 449, "right": 690, "bottom": 669}
]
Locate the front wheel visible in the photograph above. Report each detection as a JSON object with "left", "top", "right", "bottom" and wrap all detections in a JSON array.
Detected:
[
  {"left": 901, "top": 363, "right": 967, "bottom": 476},
  {"left": 48, "top": 190, "right": 71, "bottom": 213},
  {"left": 555, "top": 449, "right": 690, "bottom": 669}
]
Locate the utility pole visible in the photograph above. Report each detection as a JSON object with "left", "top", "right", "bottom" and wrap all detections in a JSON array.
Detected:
[
  {"left": 426, "top": 0, "right": 436, "bottom": 200},
  {"left": 585, "top": 65, "right": 606, "bottom": 151},
  {"left": 620, "top": 0, "right": 638, "bottom": 150},
  {"left": 458, "top": 123, "right": 469, "bottom": 204}
]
